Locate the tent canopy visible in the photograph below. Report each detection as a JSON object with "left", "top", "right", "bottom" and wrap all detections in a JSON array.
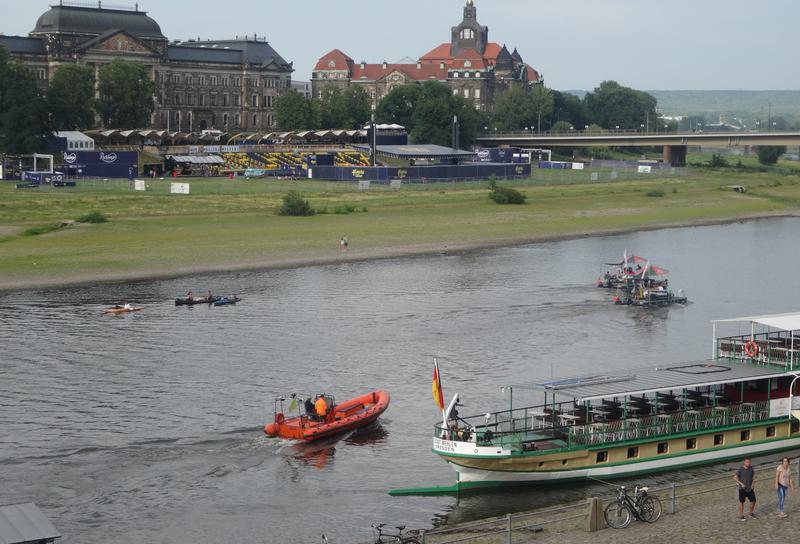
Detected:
[{"left": 712, "top": 312, "right": 800, "bottom": 333}]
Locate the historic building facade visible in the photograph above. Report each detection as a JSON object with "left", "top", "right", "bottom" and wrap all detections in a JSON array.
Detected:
[
  {"left": 0, "top": 2, "right": 294, "bottom": 131},
  {"left": 312, "top": 0, "right": 542, "bottom": 113}
]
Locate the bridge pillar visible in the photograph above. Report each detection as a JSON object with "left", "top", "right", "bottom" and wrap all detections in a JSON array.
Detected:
[{"left": 663, "top": 145, "right": 687, "bottom": 167}]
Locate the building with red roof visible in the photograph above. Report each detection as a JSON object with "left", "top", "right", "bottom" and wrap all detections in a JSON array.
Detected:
[{"left": 312, "top": 0, "right": 542, "bottom": 113}]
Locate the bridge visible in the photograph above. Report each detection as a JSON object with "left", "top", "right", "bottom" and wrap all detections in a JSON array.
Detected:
[{"left": 475, "top": 131, "right": 800, "bottom": 166}]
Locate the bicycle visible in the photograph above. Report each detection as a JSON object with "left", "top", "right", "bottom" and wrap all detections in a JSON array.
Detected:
[
  {"left": 603, "top": 485, "right": 663, "bottom": 529},
  {"left": 371, "top": 523, "right": 421, "bottom": 544}
]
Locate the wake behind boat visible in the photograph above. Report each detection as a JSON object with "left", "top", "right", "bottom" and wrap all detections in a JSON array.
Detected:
[
  {"left": 430, "top": 313, "right": 800, "bottom": 490},
  {"left": 264, "top": 391, "right": 390, "bottom": 441}
]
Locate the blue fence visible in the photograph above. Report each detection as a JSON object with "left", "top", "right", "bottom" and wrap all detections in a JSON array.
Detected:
[
  {"left": 310, "top": 163, "right": 531, "bottom": 182},
  {"left": 60, "top": 151, "right": 139, "bottom": 178}
]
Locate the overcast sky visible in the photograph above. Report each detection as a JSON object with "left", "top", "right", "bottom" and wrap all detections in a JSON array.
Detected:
[{"left": 2, "top": 0, "right": 797, "bottom": 90}]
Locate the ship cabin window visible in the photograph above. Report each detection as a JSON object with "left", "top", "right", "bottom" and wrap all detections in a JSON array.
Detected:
[
  {"left": 596, "top": 451, "right": 608, "bottom": 463},
  {"left": 714, "top": 434, "right": 724, "bottom": 446},
  {"left": 657, "top": 442, "right": 669, "bottom": 454},
  {"left": 686, "top": 438, "right": 697, "bottom": 450},
  {"left": 740, "top": 430, "right": 751, "bottom": 442},
  {"left": 627, "top": 447, "right": 639, "bottom": 459},
  {"left": 792, "top": 419, "right": 799, "bottom": 434},
  {"left": 766, "top": 426, "right": 776, "bottom": 438}
]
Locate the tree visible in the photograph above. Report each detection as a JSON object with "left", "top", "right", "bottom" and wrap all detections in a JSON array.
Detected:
[
  {"left": 0, "top": 47, "right": 49, "bottom": 153},
  {"left": 48, "top": 64, "right": 96, "bottom": 130},
  {"left": 375, "top": 84, "right": 421, "bottom": 129},
  {"left": 342, "top": 86, "right": 372, "bottom": 130},
  {"left": 583, "top": 80, "right": 658, "bottom": 131},
  {"left": 96, "top": 59, "right": 155, "bottom": 128},
  {"left": 316, "top": 86, "right": 372, "bottom": 129},
  {"left": 530, "top": 85, "right": 555, "bottom": 132},
  {"left": 491, "top": 85, "right": 533, "bottom": 131},
  {"left": 757, "top": 145, "right": 787, "bottom": 165},
  {"left": 275, "top": 90, "right": 318, "bottom": 130},
  {"left": 551, "top": 90, "right": 586, "bottom": 131}
]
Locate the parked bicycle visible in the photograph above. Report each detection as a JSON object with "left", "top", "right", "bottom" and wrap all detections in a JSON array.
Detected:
[
  {"left": 371, "top": 523, "right": 421, "bottom": 544},
  {"left": 604, "top": 485, "right": 663, "bottom": 528}
]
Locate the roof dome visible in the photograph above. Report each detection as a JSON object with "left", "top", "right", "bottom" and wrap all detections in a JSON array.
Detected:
[{"left": 32, "top": 5, "right": 165, "bottom": 39}]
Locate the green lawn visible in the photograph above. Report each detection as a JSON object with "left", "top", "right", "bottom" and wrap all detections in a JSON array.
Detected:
[{"left": 1, "top": 167, "right": 798, "bottom": 289}]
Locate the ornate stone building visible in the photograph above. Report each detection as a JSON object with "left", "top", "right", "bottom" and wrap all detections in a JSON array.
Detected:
[
  {"left": 0, "top": 2, "right": 294, "bottom": 131},
  {"left": 312, "top": 0, "right": 541, "bottom": 113}
]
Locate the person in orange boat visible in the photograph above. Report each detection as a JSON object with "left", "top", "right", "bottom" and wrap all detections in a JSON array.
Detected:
[{"left": 314, "top": 394, "right": 328, "bottom": 421}]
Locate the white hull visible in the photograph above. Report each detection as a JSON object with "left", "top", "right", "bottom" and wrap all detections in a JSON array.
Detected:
[{"left": 448, "top": 436, "right": 800, "bottom": 483}]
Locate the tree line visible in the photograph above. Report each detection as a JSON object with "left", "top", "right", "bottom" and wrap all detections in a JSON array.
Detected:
[{"left": 0, "top": 47, "right": 153, "bottom": 153}]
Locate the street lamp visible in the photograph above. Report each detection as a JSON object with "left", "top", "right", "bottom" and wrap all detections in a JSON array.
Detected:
[{"left": 640, "top": 123, "right": 645, "bottom": 134}]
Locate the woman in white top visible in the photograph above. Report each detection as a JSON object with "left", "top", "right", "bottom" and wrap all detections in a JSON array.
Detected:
[{"left": 775, "top": 457, "right": 795, "bottom": 517}]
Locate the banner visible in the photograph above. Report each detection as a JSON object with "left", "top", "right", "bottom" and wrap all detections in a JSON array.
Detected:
[{"left": 170, "top": 183, "right": 190, "bottom": 194}]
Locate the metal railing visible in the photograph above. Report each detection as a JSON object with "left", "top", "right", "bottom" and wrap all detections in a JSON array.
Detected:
[{"left": 717, "top": 334, "right": 798, "bottom": 369}]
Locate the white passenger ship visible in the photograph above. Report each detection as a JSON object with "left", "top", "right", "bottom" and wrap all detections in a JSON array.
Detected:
[{"left": 432, "top": 313, "right": 800, "bottom": 489}]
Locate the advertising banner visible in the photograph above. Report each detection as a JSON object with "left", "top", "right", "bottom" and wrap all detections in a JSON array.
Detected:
[
  {"left": 61, "top": 151, "right": 138, "bottom": 178},
  {"left": 170, "top": 183, "right": 190, "bottom": 194}
]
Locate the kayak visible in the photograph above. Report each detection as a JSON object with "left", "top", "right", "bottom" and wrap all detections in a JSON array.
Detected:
[
  {"left": 213, "top": 296, "right": 241, "bottom": 306},
  {"left": 264, "top": 390, "right": 390, "bottom": 441},
  {"left": 103, "top": 306, "right": 144, "bottom": 315},
  {"left": 175, "top": 296, "right": 221, "bottom": 306}
]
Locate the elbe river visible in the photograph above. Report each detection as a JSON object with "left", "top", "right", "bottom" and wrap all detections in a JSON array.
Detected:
[{"left": 1, "top": 217, "right": 799, "bottom": 543}]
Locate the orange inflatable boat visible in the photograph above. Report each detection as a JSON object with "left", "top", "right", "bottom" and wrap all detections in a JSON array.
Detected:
[{"left": 264, "top": 390, "right": 390, "bottom": 441}]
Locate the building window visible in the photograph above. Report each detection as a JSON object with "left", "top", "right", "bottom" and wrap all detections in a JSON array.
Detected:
[
  {"left": 453, "top": 72, "right": 459, "bottom": 78},
  {"left": 175, "top": 112, "right": 181, "bottom": 128},
  {"left": 222, "top": 94, "right": 229, "bottom": 106},
  {"left": 210, "top": 76, "right": 217, "bottom": 86},
  {"left": 657, "top": 442, "right": 669, "bottom": 454},
  {"left": 185, "top": 75, "right": 193, "bottom": 85},
  {"left": 234, "top": 114, "right": 240, "bottom": 127},
  {"left": 223, "top": 77, "right": 229, "bottom": 87},
  {"left": 686, "top": 438, "right": 697, "bottom": 450},
  {"left": 317, "top": 90, "right": 322, "bottom": 98},
  {"left": 223, "top": 113, "right": 228, "bottom": 127},
  {"left": 740, "top": 430, "right": 751, "bottom": 441},
  {"left": 233, "top": 95, "right": 240, "bottom": 106},
  {"left": 463, "top": 88, "right": 470, "bottom": 98},
  {"left": 233, "top": 78, "right": 240, "bottom": 87},
  {"left": 199, "top": 95, "right": 205, "bottom": 106},
  {"left": 37, "top": 68, "right": 46, "bottom": 80},
  {"left": 211, "top": 94, "right": 217, "bottom": 106},
  {"left": 252, "top": 94, "right": 258, "bottom": 108},
  {"left": 452, "top": 89, "right": 459, "bottom": 95},
  {"left": 460, "top": 28, "right": 474, "bottom": 40},
  {"left": 714, "top": 434, "right": 724, "bottom": 445},
  {"left": 474, "top": 88, "right": 481, "bottom": 99},
  {"left": 596, "top": 451, "right": 608, "bottom": 463},
  {"left": 766, "top": 426, "right": 776, "bottom": 438},
  {"left": 174, "top": 93, "right": 181, "bottom": 106},
  {"left": 199, "top": 76, "right": 206, "bottom": 86},
  {"left": 172, "top": 74, "right": 180, "bottom": 84},
  {"left": 252, "top": 114, "right": 258, "bottom": 127},
  {"left": 187, "top": 94, "right": 194, "bottom": 106}
]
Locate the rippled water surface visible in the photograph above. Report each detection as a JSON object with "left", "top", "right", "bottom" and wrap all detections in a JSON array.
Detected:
[{"left": 2, "top": 218, "right": 799, "bottom": 543}]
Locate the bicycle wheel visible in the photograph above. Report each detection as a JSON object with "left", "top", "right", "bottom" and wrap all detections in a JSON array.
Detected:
[
  {"left": 604, "top": 501, "right": 633, "bottom": 529},
  {"left": 638, "top": 494, "right": 662, "bottom": 523}
]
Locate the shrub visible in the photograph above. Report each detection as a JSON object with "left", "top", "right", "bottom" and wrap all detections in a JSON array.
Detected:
[
  {"left": 645, "top": 189, "right": 665, "bottom": 198},
  {"left": 22, "top": 224, "right": 62, "bottom": 236},
  {"left": 757, "top": 145, "right": 787, "bottom": 165},
  {"left": 334, "top": 204, "right": 357, "bottom": 215},
  {"left": 77, "top": 210, "right": 108, "bottom": 223},
  {"left": 709, "top": 153, "right": 728, "bottom": 167},
  {"left": 361, "top": 206, "right": 368, "bottom": 213},
  {"left": 488, "top": 180, "right": 526, "bottom": 205},
  {"left": 279, "top": 190, "right": 315, "bottom": 216}
]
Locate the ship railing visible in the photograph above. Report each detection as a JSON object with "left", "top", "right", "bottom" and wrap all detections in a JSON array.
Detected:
[
  {"left": 717, "top": 332, "right": 798, "bottom": 369},
  {"left": 570, "top": 400, "right": 772, "bottom": 446}
]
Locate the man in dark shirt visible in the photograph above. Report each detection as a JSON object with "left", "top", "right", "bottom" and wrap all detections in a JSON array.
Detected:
[{"left": 733, "top": 458, "right": 756, "bottom": 520}]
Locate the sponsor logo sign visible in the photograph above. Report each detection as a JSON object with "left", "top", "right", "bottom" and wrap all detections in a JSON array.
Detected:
[
  {"left": 99, "top": 152, "right": 118, "bottom": 164},
  {"left": 63, "top": 152, "right": 77, "bottom": 164},
  {"left": 351, "top": 169, "right": 365, "bottom": 179}
]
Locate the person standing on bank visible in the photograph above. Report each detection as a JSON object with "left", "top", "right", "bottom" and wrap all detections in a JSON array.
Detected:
[
  {"left": 734, "top": 458, "right": 757, "bottom": 520},
  {"left": 775, "top": 457, "right": 794, "bottom": 517}
]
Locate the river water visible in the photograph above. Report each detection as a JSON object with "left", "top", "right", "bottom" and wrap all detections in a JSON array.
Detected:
[{"left": 1, "top": 217, "right": 799, "bottom": 543}]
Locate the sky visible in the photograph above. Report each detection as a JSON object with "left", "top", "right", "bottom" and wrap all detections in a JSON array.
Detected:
[{"left": 1, "top": 0, "right": 798, "bottom": 91}]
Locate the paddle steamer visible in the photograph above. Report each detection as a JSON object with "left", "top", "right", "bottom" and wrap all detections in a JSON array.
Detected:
[{"left": 432, "top": 313, "right": 800, "bottom": 489}]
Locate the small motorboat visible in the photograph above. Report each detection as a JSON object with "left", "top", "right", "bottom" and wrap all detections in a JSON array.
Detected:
[
  {"left": 175, "top": 296, "right": 221, "bottom": 306},
  {"left": 264, "top": 390, "right": 390, "bottom": 441},
  {"left": 103, "top": 306, "right": 144, "bottom": 315},
  {"left": 213, "top": 296, "right": 241, "bottom": 306}
]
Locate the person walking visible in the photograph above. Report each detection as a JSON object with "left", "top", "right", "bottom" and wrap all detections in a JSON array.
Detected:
[
  {"left": 775, "top": 457, "right": 795, "bottom": 517},
  {"left": 734, "top": 457, "right": 757, "bottom": 520},
  {"left": 340, "top": 236, "right": 349, "bottom": 250}
]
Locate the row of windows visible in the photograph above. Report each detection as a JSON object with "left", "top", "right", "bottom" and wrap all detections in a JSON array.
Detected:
[
  {"left": 451, "top": 71, "right": 484, "bottom": 79},
  {"left": 453, "top": 87, "right": 481, "bottom": 99},
  {"left": 162, "top": 74, "right": 287, "bottom": 88},
  {"left": 595, "top": 426, "right": 780, "bottom": 464}
]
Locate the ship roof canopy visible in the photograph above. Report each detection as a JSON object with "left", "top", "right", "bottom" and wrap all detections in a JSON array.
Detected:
[
  {"left": 711, "top": 312, "right": 800, "bottom": 333},
  {"left": 534, "top": 360, "right": 795, "bottom": 403}
]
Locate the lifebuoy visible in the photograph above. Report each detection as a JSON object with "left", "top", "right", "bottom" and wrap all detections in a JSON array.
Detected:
[
  {"left": 744, "top": 341, "right": 759, "bottom": 358},
  {"left": 275, "top": 413, "right": 285, "bottom": 425}
]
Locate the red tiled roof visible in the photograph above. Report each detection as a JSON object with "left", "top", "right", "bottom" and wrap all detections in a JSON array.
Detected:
[
  {"left": 483, "top": 42, "right": 502, "bottom": 60},
  {"left": 314, "top": 49, "right": 354, "bottom": 71},
  {"left": 420, "top": 43, "right": 452, "bottom": 61},
  {"left": 525, "top": 63, "right": 541, "bottom": 82},
  {"left": 351, "top": 63, "right": 447, "bottom": 82},
  {"left": 450, "top": 56, "right": 487, "bottom": 69}
]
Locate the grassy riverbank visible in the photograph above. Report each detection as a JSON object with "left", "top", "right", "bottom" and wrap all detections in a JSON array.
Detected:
[{"left": 1, "top": 167, "right": 799, "bottom": 291}]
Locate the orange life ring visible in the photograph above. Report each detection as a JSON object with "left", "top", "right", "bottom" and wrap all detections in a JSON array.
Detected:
[
  {"left": 744, "top": 341, "right": 759, "bottom": 358},
  {"left": 275, "top": 413, "right": 285, "bottom": 425}
]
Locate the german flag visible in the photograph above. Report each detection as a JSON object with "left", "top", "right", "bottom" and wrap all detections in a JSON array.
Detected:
[{"left": 432, "top": 359, "right": 444, "bottom": 412}]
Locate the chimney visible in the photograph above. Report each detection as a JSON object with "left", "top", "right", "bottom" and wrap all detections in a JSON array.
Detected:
[
  {"left": 382, "top": 61, "right": 387, "bottom": 69},
  {"left": 360, "top": 61, "right": 365, "bottom": 69}
]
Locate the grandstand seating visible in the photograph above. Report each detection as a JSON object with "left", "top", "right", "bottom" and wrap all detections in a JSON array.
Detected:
[{"left": 221, "top": 150, "right": 371, "bottom": 172}]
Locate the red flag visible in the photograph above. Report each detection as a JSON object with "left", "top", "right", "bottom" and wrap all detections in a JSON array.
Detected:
[{"left": 432, "top": 359, "right": 445, "bottom": 412}]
